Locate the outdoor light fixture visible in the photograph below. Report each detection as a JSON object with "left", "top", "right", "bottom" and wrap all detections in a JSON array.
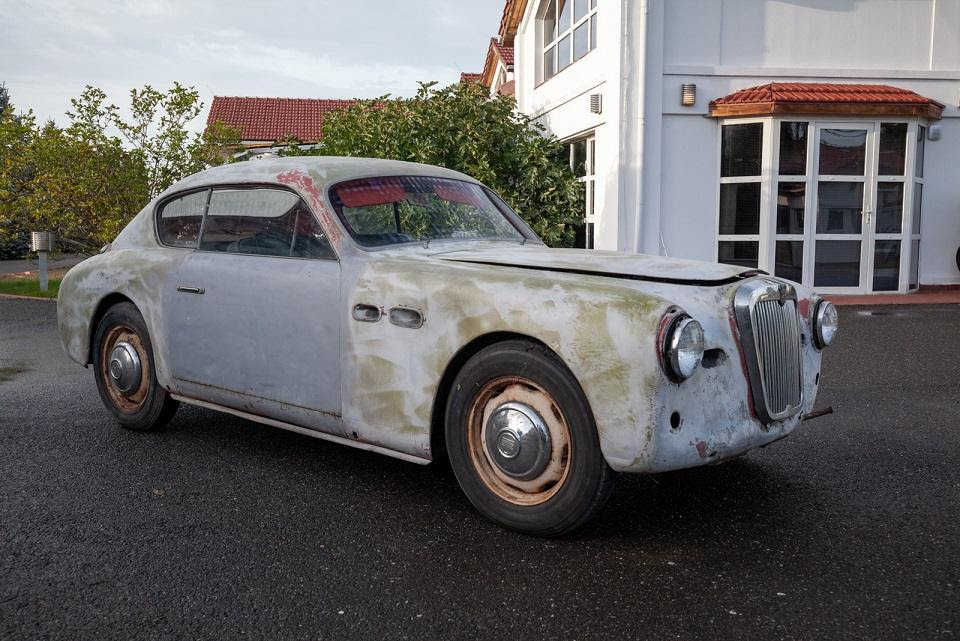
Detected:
[
  {"left": 681, "top": 83, "right": 696, "bottom": 106},
  {"left": 29, "top": 231, "right": 54, "bottom": 292},
  {"left": 928, "top": 124, "right": 942, "bottom": 141}
]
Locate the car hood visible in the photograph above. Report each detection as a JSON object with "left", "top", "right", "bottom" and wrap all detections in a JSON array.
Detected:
[{"left": 430, "top": 245, "right": 759, "bottom": 285}]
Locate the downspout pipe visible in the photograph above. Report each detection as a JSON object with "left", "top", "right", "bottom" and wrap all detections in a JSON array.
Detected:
[{"left": 631, "top": 0, "right": 650, "bottom": 254}]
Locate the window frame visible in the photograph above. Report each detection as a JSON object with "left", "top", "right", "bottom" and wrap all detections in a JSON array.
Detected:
[
  {"left": 153, "top": 183, "right": 340, "bottom": 261},
  {"left": 715, "top": 116, "right": 928, "bottom": 293},
  {"left": 714, "top": 117, "right": 772, "bottom": 271},
  {"left": 567, "top": 133, "right": 597, "bottom": 249},
  {"left": 538, "top": 0, "right": 599, "bottom": 85}
]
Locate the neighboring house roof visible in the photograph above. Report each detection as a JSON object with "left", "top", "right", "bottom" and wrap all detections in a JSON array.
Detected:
[
  {"left": 498, "top": 0, "right": 527, "bottom": 43},
  {"left": 482, "top": 37, "right": 516, "bottom": 88},
  {"left": 460, "top": 72, "right": 484, "bottom": 84},
  {"left": 710, "top": 83, "right": 944, "bottom": 119},
  {"left": 206, "top": 96, "right": 357, "bottom": 143},
  {"left": 491, "top": 39, "right": 515, "bottom": 67}
]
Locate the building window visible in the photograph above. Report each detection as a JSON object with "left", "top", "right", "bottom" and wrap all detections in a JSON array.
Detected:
[
  {"left": 717, "top": 122, "right": 764, "bottom": 268},
  {"left": 570, "top": 135, "right": 596, "bottom": 249},
  {"left": 717, "top": 117, "right": 928, "bottom": 293},
  {"left": 540, "top": 0, "right": 598, "bottom": 82}
]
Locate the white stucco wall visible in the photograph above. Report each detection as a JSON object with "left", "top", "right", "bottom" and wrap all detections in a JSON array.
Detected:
[{"left": 513, "top": 0, "right": 960, "bottom": 286}]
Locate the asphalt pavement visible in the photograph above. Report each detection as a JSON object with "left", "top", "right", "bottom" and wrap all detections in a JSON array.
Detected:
[{"left": 1, "top": 298, "right": 957, "bottom": 640}]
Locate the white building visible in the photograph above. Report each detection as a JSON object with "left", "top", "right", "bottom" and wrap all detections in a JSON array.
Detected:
[{"left": 482, "top": 0, "right": 960, "bottom": 294}]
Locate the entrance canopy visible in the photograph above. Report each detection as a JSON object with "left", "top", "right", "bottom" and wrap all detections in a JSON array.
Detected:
[{"left": 709, "top": 83, "right": 944, "bottom": 120}]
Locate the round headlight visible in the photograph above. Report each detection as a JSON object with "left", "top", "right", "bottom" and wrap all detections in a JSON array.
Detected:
[
  {"left": 814, "top": 300, "right": 838, "bottom": 349},
  {"left": 665, "top": 317, "right": 705, "bottom": 381}
]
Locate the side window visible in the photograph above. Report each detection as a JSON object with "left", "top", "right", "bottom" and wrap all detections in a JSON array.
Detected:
[
  {"left": 157, "top": 190, "right": 208, "bottom": 247},
  {"left": 198, "top": 188, "right": 335, "bottom": 259},
  {"left": 290, "top": 206, "right": 337, "bottom": 259}
]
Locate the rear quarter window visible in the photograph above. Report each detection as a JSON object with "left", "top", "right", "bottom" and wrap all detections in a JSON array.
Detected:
[{"left": 157, "top": 190, "right": 208, "bottom": 248}]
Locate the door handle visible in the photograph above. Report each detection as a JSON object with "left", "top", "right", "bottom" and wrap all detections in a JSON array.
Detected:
[
  {"left": 861, "top": 210, "right": 872, "bottom": 226},
  {"left": 176, "top": 285, "right": 205, "bottom": 295}
]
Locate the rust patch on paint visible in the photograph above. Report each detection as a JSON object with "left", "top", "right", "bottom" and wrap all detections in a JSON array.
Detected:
[
  {"left": 692, "top": 438, "right": 709, "bottom": 459},
  {"left": 276, "top": 170, "right": 344, "bottom": 248}
]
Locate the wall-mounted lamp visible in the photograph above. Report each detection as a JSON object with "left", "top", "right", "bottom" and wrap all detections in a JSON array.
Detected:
[
  {"left": 928, "top": 124, "right": 942, "bottom": 141},
  {"left": 681, "top": 83, "right": 697, "bottom": 107}
]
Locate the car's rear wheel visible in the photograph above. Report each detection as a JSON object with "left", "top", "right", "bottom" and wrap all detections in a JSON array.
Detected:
[
  {"left": 445, "top": 340, "right": 613, "bottom": 536},
  {"left": 93, "top": 302, "right": 178, "bottom": 431}
]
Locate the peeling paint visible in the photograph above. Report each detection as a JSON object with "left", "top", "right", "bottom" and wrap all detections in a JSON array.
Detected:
[
  {"left": 57, "top": 156, "right": 827, "bottom": 476},
  {"left": 275, "top": 170, "right": 344, "bottom": 248}
]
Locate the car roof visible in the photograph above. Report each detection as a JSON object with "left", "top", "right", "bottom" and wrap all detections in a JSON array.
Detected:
[{"left": 159, "top": 156, "right": 481, "bottom": 199}]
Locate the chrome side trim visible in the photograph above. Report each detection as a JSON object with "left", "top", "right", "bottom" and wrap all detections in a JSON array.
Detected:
[
  {"left": 734, "top": 279, "right": 804, "bottom": 425},
  {"left": 169, "top": 394, "right": 432, "bottom": 466}
]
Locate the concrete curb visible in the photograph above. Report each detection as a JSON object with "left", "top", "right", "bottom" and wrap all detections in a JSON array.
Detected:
[{"left": 0, "top": 293, "right": 57, "bottom": 302}]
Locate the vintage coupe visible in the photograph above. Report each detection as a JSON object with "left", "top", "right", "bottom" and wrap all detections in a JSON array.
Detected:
[{"left": 58, "top": 157, "right": 837, "bottom": 535}]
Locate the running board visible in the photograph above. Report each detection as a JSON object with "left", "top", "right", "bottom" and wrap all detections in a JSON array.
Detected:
[{"left": 170, "top": 394, "right": 432, "bottom": 466}]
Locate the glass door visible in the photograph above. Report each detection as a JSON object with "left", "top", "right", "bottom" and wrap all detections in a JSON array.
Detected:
[
  {"left": 870, "top": 123, "right": 913, "bottom": 292},
  {"left": 811, "top": 122, "right": 874, "bottom": 293}
]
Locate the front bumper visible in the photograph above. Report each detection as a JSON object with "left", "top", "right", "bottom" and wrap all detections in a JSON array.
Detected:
[{"left": 608, "top": 277, "right": 823, "bottom": 474}]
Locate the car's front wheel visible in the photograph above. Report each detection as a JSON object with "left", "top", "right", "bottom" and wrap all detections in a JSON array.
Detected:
[
  {"left": 445, "top": 340, "right": 613, "bottom": 536},
  {"left": 93, "top": 302, "right": 178, "bottom": 431}
]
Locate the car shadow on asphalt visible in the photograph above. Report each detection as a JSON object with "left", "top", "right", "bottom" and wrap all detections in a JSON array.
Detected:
[{"left": 156, "top": 404, "right": 819, "bottom": 543}]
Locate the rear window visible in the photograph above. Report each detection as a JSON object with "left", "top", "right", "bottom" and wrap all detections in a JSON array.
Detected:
[
  {"left": 328, "top": 176, "right": 523, "bottom": 247},
  {"left": 157, "top": 190, "right": 208, "bottom": 247}
]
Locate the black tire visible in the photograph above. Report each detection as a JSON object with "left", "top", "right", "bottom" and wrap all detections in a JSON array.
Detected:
[
  {"left": 92, "top": 302, "right": 178, "bottom": 431},
  {"left": 445, "top": 340, "right": 614, "bottom": 536}
]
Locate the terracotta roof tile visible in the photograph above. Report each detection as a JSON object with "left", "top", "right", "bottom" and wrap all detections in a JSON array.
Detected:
[
  {"left": 713, "top": 82, "right": 941, "bottom": 106},
  {"left": 710, "top": 82, "right": 944, "bottom": 120},
  {"left": 206, "top": 96, "right": 356, "bottom": 143},
  {"left": 490, "top": 38, "right": 514, "bottom": 66},
  {"left": 482, "top": 37, "right": 515, "bottom": 86},
  {"left": 460, "top": 72, "right": 483, "bottom": 84}
]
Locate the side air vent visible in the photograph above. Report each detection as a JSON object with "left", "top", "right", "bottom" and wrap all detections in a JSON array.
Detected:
[{"left": 589, "top": 93, "right": 602, "bottom": 114}]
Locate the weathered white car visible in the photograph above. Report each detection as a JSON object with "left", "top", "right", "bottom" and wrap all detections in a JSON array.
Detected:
[{"left": 58, "top": 157, "right": 837, "bottom": 535}]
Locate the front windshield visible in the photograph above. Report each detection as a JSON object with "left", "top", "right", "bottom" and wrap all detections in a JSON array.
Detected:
[{"left": 329, "top": 175, "right": 525, "bottom": 247}]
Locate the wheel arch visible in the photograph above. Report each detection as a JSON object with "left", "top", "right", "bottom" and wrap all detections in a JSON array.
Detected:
[
  {"left": 87, "top": 293, "right": 136, "bottom": 365},
  {"left": 429, "top": 331, "right": 573, "bottom": 463}
]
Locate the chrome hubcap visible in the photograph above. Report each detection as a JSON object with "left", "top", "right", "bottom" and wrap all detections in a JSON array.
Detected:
[
  {"left": 484, "top": 402, "right": 552, "bottom": 481},
  {"left": 108, "top": 341, "right": 141, "bottom": 396}
]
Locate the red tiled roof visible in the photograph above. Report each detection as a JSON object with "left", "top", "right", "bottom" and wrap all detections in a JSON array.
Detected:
[
  {"left": 498, "top": 0, "right": 522, "bottom": 41},
  {"left": 460, "top": 72, "right": 483, "bottom": 84},
  {"left": 206, "top": 96, "right": 357, "bottom": 143},
  {"left": 482, "top": 37, "right": 515, "bottom": 87},
  {"left": 490, "top": 38, "right": 514, "bottom": 66},
  {"left": 710, "top": 83, "right": 944, "bottom": 119}
]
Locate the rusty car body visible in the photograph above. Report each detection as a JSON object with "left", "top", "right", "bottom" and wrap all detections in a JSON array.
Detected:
[{"left": 58, "top": 157, "right": 837, "bottom": 535}]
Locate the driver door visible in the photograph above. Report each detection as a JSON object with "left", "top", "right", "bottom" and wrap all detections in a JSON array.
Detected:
[{"left": 162, "top": 186, "right": 342, "bottom": 433}]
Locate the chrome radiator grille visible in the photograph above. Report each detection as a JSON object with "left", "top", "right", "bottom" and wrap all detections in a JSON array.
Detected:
[{"left": 734, "top": 280, "right": 804, "bottom": 424}]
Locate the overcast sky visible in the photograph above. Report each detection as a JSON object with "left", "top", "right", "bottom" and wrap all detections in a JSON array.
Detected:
[{"left": 1, "top": 0, "right": 502, "bottom": 130}]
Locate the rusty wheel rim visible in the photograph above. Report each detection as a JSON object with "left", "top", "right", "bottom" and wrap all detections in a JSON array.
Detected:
[
  {"left": 466, "top": 376, "right": 571, "bottom": 506},
  {"left": 99, "top": 324, "right": 149, "bottom": 413}
]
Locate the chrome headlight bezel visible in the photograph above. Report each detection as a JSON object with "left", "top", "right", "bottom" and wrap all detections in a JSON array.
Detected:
[
  {"left": 813, "top": 300, "right": 838, "bottom": 349},
  {"left": 661, "top": 313, "right": 705, "bottom": 383}
]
